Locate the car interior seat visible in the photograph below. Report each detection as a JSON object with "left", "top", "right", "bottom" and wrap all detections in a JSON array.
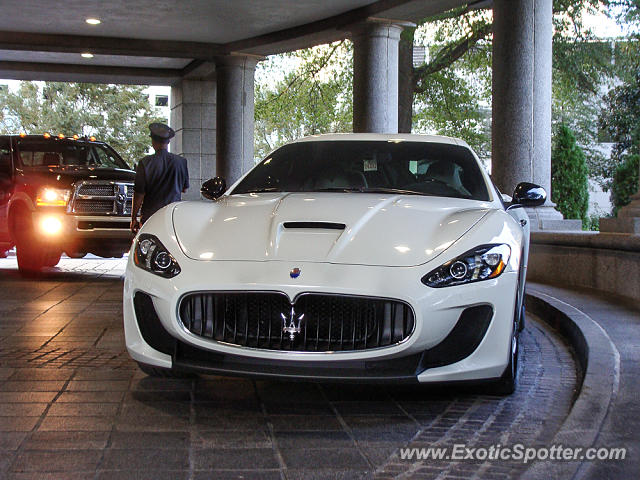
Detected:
[{"left": 425, "top": 160, "right": 471, "bottom": 196}]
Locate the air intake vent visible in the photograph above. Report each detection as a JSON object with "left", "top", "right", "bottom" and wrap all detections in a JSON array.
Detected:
[{"left": 283, "top": 222, "right": 345, "bottom": 230}]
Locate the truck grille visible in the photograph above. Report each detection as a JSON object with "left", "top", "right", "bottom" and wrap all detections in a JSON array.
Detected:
[
  {"left": 178, "top": 292, "right": 415, "bottom": 352},
  {"left": 69, "top": 181, "right": 134, "bottom": 216}
]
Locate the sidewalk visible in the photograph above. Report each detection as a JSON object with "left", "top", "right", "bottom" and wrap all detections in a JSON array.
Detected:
[{"left": 528, "top": 282, "right": 640, "bottom": 479}]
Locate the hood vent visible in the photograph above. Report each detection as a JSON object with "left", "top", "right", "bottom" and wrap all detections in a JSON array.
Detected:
[{"left": 283, "top": 221, "right": 345, "bottom": 230}]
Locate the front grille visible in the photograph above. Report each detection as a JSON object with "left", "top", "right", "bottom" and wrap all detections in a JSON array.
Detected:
[
  {"left": 73, "top": 199, "right": 116, "bottom": 214},
  {"left": 77, "top": 184, "right": 114, "bottom": 196},
  {"left": 178, "top": 292, "right": 414, "bottom": 352},
  {"left": 69, "top": 181, "right": 133, "bottom": 216}
]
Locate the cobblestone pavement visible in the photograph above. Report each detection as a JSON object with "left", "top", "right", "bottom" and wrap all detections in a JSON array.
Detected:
[{"left": 0, "top": 256, "right": 579, "bottom": 480}]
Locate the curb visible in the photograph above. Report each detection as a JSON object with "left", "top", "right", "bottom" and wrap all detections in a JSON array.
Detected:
[{"left": 521, "top": 288, "right": 620, "bottom": 480}]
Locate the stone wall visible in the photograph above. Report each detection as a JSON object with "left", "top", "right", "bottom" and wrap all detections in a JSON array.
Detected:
[{"left": 528, "top": 232, "right": 640, "bottom": 302}]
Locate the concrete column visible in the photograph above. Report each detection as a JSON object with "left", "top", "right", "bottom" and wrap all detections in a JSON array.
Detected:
[
  {"left": 492, "top": 0, "right": 580, "bottom": 230},
  {"left": 352, "top": 20, "right": 411, "bottom": 134},
  {"left": 170, "top": 79, "right": 216, "bottom": 200},
  {"left": 215, "top": 55, "right": 260, "bottom": 184}
]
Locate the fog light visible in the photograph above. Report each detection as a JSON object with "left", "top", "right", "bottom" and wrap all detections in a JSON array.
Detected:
[{"left": 41, "top": 216, "right": 63, "bottom": 235}]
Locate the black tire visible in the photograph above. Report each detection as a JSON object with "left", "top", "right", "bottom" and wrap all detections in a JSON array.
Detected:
[
  {"left": 491, "top": 294, "right": 522, "bottom": 396},
  {"left": 518, "top": 302, "right": 526, "bottom": 332},
  {"left": 66, "top": 252, "right": 87, "bottom": 259},
  {"left": 491, "top": 331, "right": 519, "bottom": 395},
  {"left": 14, "top": 212, "right": 61, "bottom": 275},
  {"left": 137, "top": 362, "right": 194, "bottom": 378},
  {"left": 44, "top": 250, "right": 62, "bottom": 267}
]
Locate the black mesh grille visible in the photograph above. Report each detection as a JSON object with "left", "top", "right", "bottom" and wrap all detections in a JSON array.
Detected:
[
  {"left": 71, "top": 182, "right": 133, "bottom": 215},
  {"left": 178, "top": 292, "right": 414, "bottom": 352},
  {"left": 73, "top": 199, "right": 115, "bottom": 213},
  {"left": 77, "top": 184, "right": 115, "bottom": 196}
]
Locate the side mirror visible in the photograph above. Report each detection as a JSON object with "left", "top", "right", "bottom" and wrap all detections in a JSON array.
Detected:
[
  {"left": 201, "top": 177, "right": 226, "bottom": 200},
  {"left": 512, "top": 182, "right": 546, "bottom": 207}
]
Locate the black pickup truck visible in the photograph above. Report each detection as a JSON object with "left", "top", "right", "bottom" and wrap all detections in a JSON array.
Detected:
[{"left": 0, "top": 134, "right": 136, "bottom": 274}]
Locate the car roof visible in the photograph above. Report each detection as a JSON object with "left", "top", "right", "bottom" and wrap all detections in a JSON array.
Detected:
[{"left": 291, "top": 133, "right": 466, "bottom": 147}]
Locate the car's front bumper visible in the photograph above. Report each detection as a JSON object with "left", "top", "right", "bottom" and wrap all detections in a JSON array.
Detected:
[{"left": 123, "top": 254, "right": 518, "bottom": 384}]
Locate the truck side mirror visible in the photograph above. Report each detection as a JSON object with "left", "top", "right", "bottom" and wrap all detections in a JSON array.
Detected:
[
  {"left": 201, "top": 177, "right": 226, "bottom": 200},
  {"left": 512, "top": 182, "right": 546, "bottom": 207}
]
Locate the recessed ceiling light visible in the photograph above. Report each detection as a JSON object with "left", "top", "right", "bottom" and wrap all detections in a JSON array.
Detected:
[
  {"left": 81, "top": 53, "right": 94, "bottom": 58},
  {"left": 85, "top": 18, "right": 101, "bottom": 25}
]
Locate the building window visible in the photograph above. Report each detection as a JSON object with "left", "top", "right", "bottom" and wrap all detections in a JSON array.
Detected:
[{"left": 155, "top": 95, "right": 168, "bottom": 107}]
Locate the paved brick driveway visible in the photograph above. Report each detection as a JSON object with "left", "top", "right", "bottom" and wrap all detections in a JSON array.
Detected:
[{"left": 0, "top": 256, "right": 578, "bottom": 479}]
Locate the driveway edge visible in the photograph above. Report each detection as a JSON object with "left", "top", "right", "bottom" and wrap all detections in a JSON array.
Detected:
[{"left": 521, "top": 288, "right": 620, "bottom": 479}]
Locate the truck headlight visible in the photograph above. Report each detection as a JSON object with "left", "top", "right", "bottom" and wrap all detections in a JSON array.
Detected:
[
  {"left": 422, "top": 244, "right": 511, "bottom": 288},
  {"left": 133, "top": 234, "right": 181, "bottom": 278},
  {"left": 36, "top": 187, "right": 71, "bottom": 207}
]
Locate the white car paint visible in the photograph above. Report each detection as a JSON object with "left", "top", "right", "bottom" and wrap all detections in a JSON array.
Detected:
[{"left": 123, "top": 133, "right": 531, "bottom": 386}]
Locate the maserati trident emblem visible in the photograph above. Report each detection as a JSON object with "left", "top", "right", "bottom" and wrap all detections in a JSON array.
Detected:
[{"left": 281, "top": 305, "right": 305, "bottom": 340}]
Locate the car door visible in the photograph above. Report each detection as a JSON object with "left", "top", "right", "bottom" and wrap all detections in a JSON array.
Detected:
[{"left": 0, "top": 137, "right": 13, "bottom": 241}]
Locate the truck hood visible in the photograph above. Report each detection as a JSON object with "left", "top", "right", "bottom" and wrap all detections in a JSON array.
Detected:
[
  {"left": 172, "top": 193, "right": 492, "bottom": 267},
  {"left": 19, "top": 166, "right": 135, "bottom": 189}
]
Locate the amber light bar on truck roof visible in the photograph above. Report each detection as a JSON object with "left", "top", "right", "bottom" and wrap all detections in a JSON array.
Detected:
[{"left": 17, "top": 133, "right": 98, "bottom": 142}]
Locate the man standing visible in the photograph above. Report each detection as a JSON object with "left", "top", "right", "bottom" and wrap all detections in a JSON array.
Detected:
[{"left": 130, "top": 123, "right": 189, "bottom": 232}]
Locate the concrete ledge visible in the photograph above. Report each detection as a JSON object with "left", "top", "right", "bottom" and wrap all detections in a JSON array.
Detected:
[
  {"left": 529, "top": 231, "right": 640, "bottom": 301},
  {"left": 522, "top": 287, "right": 620, "bottom": 479}
]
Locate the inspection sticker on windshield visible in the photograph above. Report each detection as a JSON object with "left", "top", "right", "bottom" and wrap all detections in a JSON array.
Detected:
[{"left": 363, "top": 158, "right": 377, "bottom": 172}]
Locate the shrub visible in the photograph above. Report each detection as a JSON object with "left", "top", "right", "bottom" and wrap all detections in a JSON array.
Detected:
[
  {"left": 611, "top": 154, "right": 639, "bottom": 216},
  {"left": 551, "top": 124, "right": 589, "bottom": 225}
]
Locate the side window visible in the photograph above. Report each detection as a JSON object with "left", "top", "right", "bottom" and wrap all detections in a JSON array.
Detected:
[
  {"left": 0, "top": 138, "right": 11, "bottom": 177},
  {"left": 92, "top": 147, "right": 121, "bottom": 168}
]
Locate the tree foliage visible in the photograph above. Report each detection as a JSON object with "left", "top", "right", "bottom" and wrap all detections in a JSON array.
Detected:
[
  {"left": 551, "top": 124, "right": 590, "bottom": 223},
  {"left": 598, "top": 71, "right": 640, "bottom": 212},
  {"left": 254, "top": 41, "right": 353, "bottom": 160},
  {"left": 610, "top": 154, "right": 639, "bottom": 214},
  {"left": 0, "top": 82, "right": 164, "bottom": 166}
]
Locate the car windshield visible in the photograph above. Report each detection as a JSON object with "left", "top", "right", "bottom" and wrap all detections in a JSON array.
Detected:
[
  {"left": 232, "top": 140, "right": 490, "bottom": 201},
  {"left": 16, "top": 139, "right": 129, "bottom": 170}
]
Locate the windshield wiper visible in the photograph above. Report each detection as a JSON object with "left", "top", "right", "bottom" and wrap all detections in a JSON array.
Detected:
[
  {"left": 241, "top": 187, "right": 281, "bottom": 193},
  {"left": 313, "top": 187, "right": 427, "bottom": 196}
]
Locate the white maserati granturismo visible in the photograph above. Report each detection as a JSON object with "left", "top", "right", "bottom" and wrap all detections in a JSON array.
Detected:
[{"left": 123, "top": 134, "right": 546, "bottom": 394}]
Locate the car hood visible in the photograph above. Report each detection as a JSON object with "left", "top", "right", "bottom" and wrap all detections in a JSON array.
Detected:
[
  {"left": 19, "top": 166, "right": 135, "bottom": 189},
  {"left": 172, "top": 193, "right": 492, "bottom": 267}
]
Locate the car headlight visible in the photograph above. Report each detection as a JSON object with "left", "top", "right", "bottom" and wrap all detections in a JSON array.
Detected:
[
  {"left": 133, "top": 234, "right": 181, "bottom": 278},
  {"left": 36, "top": 187, "right": 71, "bottom": 207},
  {"left": 422, "top": 244, "right": 511, "bottom": 288}
]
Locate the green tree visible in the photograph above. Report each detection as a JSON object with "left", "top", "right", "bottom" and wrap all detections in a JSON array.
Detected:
[
  {"left": 0, "top": 82, "right": 164, "bottom": 166},
  {"left": 254, "top": 41, "right": 353, "bottom": 160},
  {"left": 551, "top": 124, "right": 590, "bottom": 224},
  {"left": 598, "top": 70, "right": 640, "bottom": 213},
  {"left": 610, "top": 154, "right": 639, "bottom": 214}
]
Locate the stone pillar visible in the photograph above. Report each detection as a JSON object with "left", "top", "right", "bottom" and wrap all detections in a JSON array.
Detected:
[
  {"left": 170, "top": 79, "right": 216, "bottom": 200},
  {"left": 492, "top": 0, "right": 581, "bottom": 231},
  {"left": 352, "top": 19, "right": 413, "bottom": 134},
  {"left": 215, "top": 55, "right": 260, "bottom": 184}
]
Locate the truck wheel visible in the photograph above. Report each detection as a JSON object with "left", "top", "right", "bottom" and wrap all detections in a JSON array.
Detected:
[
  {"left": 44, "top": 250, "right": 62, "bottom": 267},
  {"left": 14, "top": 214, "right": 60, "bottom": 274}
]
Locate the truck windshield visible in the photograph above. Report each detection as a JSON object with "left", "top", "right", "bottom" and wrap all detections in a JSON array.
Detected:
[{"left": 16, "top": 139, "right": 129, "bottom": 170}]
